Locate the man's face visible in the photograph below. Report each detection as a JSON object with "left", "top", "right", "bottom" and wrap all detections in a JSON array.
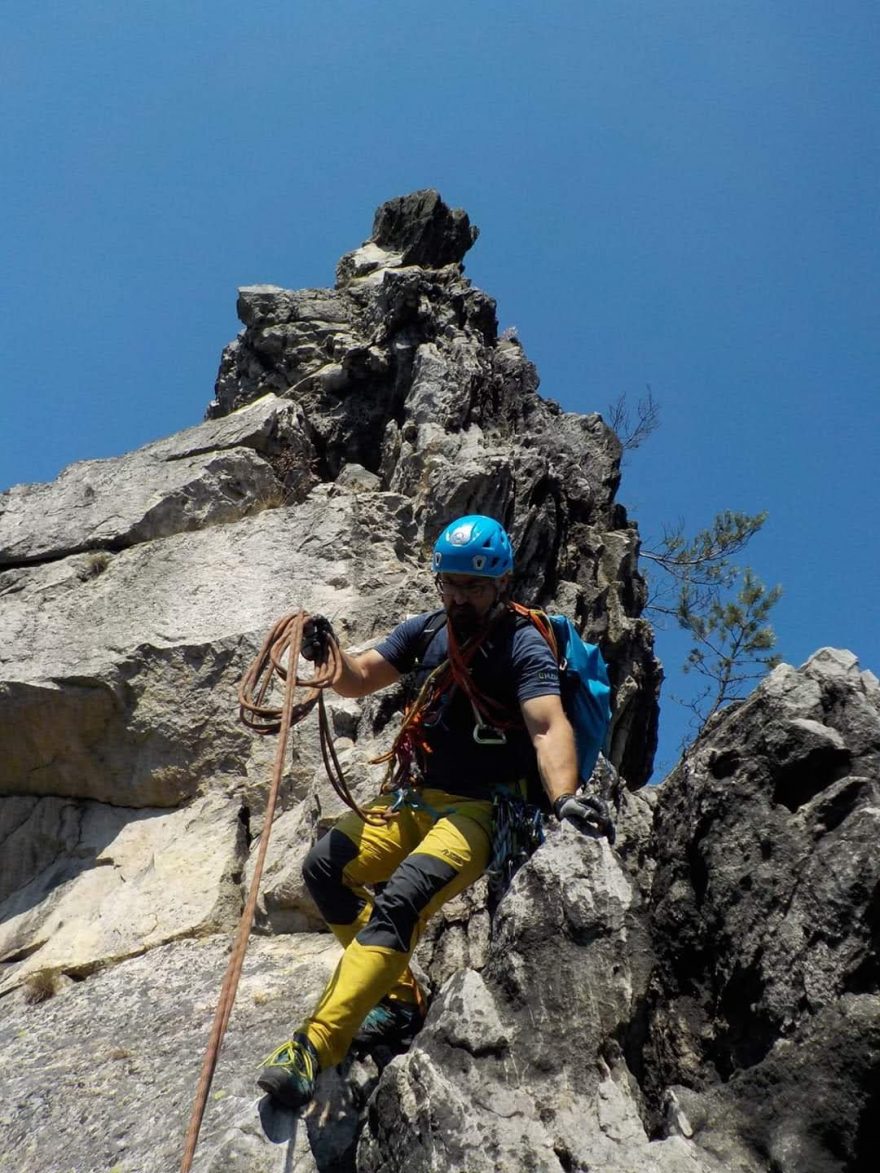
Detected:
[{"left": 437, "top": 573, "right": 507, "bottom": 637}]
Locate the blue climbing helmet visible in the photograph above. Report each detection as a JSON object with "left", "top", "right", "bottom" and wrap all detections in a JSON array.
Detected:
[{"left": 432, "top": 515, "right": 514, "bottom": 577}]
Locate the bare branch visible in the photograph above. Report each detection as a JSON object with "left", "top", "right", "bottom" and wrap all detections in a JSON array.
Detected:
[{"left": 606, "top": 386, "right": 660, "bottom": 451}]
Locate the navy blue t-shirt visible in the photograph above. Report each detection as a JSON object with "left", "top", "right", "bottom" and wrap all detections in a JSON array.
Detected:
[{"left": 375, "top": 610, "right": 561, "bottom": 801}]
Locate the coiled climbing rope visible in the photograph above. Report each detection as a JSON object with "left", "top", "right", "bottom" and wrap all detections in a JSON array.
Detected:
[
  {"left": 178, "top": 609, "right": 391, "bottom": 1172},
  {"left": 239, "top": 611, "right": 396, "bottom": 827}
]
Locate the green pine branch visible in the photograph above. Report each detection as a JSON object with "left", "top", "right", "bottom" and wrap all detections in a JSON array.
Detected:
[
  {"left": 642, "top": 511, "right": 782, "bottom": 732},
  {"left": 605, "top": 395, "right": 783, "bottom": 740}
]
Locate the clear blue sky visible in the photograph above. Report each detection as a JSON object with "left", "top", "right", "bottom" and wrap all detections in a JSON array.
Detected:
[{"left": 2, "top": 1, "right": 877, "bottom": 776}]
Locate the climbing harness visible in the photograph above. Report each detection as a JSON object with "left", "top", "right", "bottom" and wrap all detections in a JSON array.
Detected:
[{"left": 179, "top": 609, "right": 393, "bottom": 1173}]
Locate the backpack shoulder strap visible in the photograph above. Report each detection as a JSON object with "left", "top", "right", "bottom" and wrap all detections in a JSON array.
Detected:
[
  {"left": 546, "top": 613, "right": 612, "bottom": 782},
  {"left": 509, "top": 602, "right": 612, "bottom": 784},
  {"left": 412, "top": 608, "right": 448, "bottom": 669},
  {"left": 507, "top": 602, "right": 560, "bottom": 661}
]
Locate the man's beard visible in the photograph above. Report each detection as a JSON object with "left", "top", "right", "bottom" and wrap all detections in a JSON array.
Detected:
[{"left": 448, "top": 604, "right": 490, "bottom": 640}]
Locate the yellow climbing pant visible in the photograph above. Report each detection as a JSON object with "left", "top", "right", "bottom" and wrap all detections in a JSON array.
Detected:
[{"left": 297, "top": 789, "right": 493, "bottom": 1068}]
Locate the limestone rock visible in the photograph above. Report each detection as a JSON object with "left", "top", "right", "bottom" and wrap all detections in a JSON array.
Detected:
[
  {"left": 0, "top": 394, "right": 315, "bottom": 566},
  {"left": 0, "top": 791, "right": 246, "bottom": 996},
  {"left": 0, "top": 934, "right": 351, "bottom": 1173},
  {"left": 414, "top": 876, "right": 493, "bottom": 990},
  {"left": 247, "top": 801, "right": 324, "bottom": 936},
  {"left": 352, "top": 647, "right": 879, "bottom": 1172},
  {"left": 334, "top": 190, "right": 478, "bottom": 286},
  {"left": 368, "top": 188, "right": 478, "bottom": 267},
  {"left": 0, "top": 486, "right": 425, "bottom": 810}
]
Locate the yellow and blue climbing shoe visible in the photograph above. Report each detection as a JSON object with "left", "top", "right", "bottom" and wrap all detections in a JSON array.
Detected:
[{"left": 257, "top": 1034, "right": 319, "bottom": 1109}]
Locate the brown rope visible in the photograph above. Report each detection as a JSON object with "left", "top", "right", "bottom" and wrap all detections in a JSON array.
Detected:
[{"left": 179, "top": 610, "right": 390, "bottom": 1171}]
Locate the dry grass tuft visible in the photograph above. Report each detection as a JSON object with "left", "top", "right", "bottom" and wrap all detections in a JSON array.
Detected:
[
  {"left": 78, "top": 551, "right": 111, "bottom": 581},
  {"left": 248, "top": 485, "right": 291, "bottom": 514},
  {"left": 23, "top": 970, "right": 59, "bottom": 1005}
]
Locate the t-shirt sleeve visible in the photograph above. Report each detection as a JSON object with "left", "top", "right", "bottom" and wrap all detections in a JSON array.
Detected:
[
  {"left": 512, "top": 625, "right": 561, "bottom": 702},
  {"left": 374, "top": 614, "right": 432, "bottom": 674}
]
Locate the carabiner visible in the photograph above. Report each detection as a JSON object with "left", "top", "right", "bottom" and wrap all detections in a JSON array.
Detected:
[{"left": 473, "top": 724, "right": 507, "bottom": 746}]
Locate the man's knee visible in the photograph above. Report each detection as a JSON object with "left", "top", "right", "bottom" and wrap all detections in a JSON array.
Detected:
[
  {"left": 302, "top": 829, "right": 358, "bottom": 900},
  {"left": 357, "top": 853, "right": 460, "bottom": 953}
]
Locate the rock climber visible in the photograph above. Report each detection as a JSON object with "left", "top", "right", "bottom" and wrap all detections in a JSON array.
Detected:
[{"left": 257, "top": 514, "right": 613, "bottom": 1109}]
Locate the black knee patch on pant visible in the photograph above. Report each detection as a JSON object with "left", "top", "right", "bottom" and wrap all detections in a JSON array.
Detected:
[
  {"left": 357, "top": 853, "right": 458, "bottom": 952},
  {"left": 302, "top": 829, "right": 362, "bottom": 926}
]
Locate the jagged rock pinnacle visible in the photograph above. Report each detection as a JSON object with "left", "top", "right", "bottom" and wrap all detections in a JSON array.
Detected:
[
  {"left": 336, "top": 189, "right": 479, "bottom": 284},
  {"left": 370, "top": 188, "right": 479, "bottom": 266}
]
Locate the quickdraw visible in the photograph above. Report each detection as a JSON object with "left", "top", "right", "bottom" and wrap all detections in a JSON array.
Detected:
[{"left": 486, "top": 785, "right": 545, "bottom": 902}]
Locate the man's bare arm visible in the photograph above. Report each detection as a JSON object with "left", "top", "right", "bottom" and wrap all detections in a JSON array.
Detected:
[
  {"left": 520, "top": 693, "right": 579, "bottom": 806},
  {"left": 332, "top": 648, "right": 401, "bottom": 698}
]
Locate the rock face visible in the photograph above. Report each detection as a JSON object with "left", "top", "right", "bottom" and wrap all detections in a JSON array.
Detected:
[
  {"left": 357, "top": 649, "right": 880, "bottom": 1173},
  {"left": 0, "top": 395, "right": 316, "bottom": 565},
  {"left": 642, "top": 648, "right": 880, "bottom": 1173},
  {"left": 1, "top": 193, "right": 876, "bottom": 1173}
]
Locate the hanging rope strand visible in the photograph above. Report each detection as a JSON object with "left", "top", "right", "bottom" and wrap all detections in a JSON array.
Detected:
[
  {"left": 180, "top": 610, "right": 395, "bottom": 1171},
  {"left": 180, "top": 612, "right": 306, "bottom": 1173}
]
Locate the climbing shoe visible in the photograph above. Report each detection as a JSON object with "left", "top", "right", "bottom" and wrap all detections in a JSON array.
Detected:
[
  {"left": 256, "top": 1034, "right": 319, "bottom": 1109},
  {"left": 352, "top": 997, "right": 424, "bottom": 1057}
]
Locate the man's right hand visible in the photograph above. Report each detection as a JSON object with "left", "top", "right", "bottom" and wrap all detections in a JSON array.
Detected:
[
  {"left": 301, "top": 615, "right": 336, "bottom": 663},
  {"left": 553, "top": 793, "right": 616, "bottom": 844}
]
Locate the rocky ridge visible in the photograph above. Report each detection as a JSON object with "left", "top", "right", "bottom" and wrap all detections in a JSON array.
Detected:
[{"left": 0, "top": 193, "right": 877, "bottom": 1172}]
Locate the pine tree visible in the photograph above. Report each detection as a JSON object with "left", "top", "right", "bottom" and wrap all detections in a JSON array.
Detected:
[
  {"left": 641, "top": 511, "right": 782, "bottom": 731},
  {"left": 606, "top": 394, "right": 783, "bottom": 735}
]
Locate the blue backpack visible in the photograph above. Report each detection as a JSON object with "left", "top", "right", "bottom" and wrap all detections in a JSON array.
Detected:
[{"left": 546, "top": 614, "right": 612, "bottom": 782}]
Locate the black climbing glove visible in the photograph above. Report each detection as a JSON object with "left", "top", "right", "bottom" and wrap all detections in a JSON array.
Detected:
[
  {"left": 301, "top": 614, "right": 336, "bottom": 664},
  {"left": 553, "top": 793, "right": 616, "bottom": 844}
]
